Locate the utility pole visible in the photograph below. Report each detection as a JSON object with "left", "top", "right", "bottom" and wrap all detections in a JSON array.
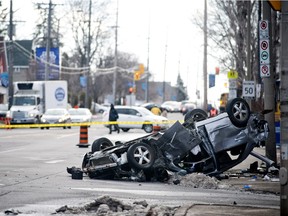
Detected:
[
  {"left": 8, "top": 0, "right": 13, "bottom": 110},
  {"left": 163, "top": 38, "right": 167, "bottom": 103},
  {"left": 112, "top": 0, "right": 119, "bottom": 105},
  {"left": 45, "top": 0, "right": 52, "bottom": 81},
  {"left": 145, "top": 11, "right": 151, "bottom": 103},
  {"left": 85, "top": 0, "right": 92, "bottom": 108},
  {"left": 262, "top": 0, "right": 276, "bottom": 164},
  {"left": 203, "top": 0, "right": 208, "bottom": 111},
  {"left": 280, "top": 1, "right": 288, "bottom": 215}
]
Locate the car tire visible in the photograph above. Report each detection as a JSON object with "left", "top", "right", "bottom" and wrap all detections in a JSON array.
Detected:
[
  {"left": 184, "top": 109, "right": 208, "bottom": 124},
  {"left": 143, "top": 124, "right": 153, "bottom": 133},
  {"left": 91, "top": 137, "right": 113, "bottom": 153},
  {"left": 226, "top": 98, "right": 250, "bottom": 127},
  {"left": 121, "top": 128, "right": 130, "bottom": 132},
  {"left": 127, "top": 142, "right": 155, "bottom": 170}
]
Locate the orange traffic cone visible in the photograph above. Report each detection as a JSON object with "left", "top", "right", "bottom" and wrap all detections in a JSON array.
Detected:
[
  {"left": 153, "top": 125, "right": 161, "bottom": 134},
  {"left": 76, "top": 125, "right": 90, "bottom": 148}
]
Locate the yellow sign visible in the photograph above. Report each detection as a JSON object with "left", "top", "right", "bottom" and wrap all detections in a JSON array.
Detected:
[
  {"left": 227, "top": 70, "right": 238, "bottom": 79},
  {"left": 139, "top": 64, "right": 145, "bottom": 74}
]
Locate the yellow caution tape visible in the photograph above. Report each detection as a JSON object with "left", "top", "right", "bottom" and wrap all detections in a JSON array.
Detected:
[{"left": 0, "top": 120, "right": 182, "bottom": 129}]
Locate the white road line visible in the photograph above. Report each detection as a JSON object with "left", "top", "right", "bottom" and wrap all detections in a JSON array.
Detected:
[{"left": 45, "top": 160, "right": 65, "bottom": 164}]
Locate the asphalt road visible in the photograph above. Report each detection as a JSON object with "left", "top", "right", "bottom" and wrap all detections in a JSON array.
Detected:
[{"left": 0, "top": 113, "right": 280, "bottom": 215}]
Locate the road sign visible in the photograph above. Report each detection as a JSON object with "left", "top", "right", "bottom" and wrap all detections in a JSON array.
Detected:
[
  {"left": 260, "top": 64, "right": 270, "bottom": 77},
  {"left": 242, "top": 81, "right": 255, "bottom": 98},
  {"left": 259, "top": 40, "right": 270, "bottom": 64},
  {"left": 227, "top": 70, "right": 238, "bottom": 79},
  {"left": 229, "top": 79, "right": 237, "bottom": 89},
  {"left": 259, "top": 20, "right": 269, "bottom": 39}
]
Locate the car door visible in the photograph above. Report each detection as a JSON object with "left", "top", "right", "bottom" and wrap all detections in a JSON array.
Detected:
[{"left": 117, "top": 108, "right": 142, "bottom": 129}]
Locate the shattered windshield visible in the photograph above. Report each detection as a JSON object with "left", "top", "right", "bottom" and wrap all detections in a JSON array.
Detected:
[{"left": 13, "top": 96, "right": 36, "bottom": 106}]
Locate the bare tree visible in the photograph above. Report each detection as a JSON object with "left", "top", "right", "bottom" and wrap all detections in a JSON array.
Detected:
[
  {"left": 67, "top": 0, "right": 111, "bottom": 68},
  {"left": 0, "top": 6, "right": 8, "bottom": 35},
  {"left": 92, "top": 50, "right": 139, "bottom": 104},
  {"left": 194, "top": 0, "right": 259, "bottom": 84}
]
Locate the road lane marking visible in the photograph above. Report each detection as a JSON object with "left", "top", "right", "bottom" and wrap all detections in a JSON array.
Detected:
[{"left": 45, "top": 160, "right": 65, "bottom": 164}]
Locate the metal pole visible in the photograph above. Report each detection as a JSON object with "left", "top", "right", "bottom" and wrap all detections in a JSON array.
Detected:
[
  {"left": 203, "top": 0, "right": 208, "bottom": 111},
  {"left": 8, "top": 0, "right": 13, "bottom": 110},
  {"left": 112, "top": 0, "right": 119, "bottom": 105},
  {"left": 263, "top": 0, "right": 276, "bottom": 163},
  {"left": 280, "top": 1, "right": 288, "bottom": 214},
  {"left": 85, "top": 0, "right": 92, "bottom": 108},
  {"left": 145, "top": 11, "right": 150, "bottom": 103},
  {"left": 163, "top": 40, "right": 167, "bottom": 103},
  {"left": 45, "top": 0, "right": 52, "bottom": 81}
]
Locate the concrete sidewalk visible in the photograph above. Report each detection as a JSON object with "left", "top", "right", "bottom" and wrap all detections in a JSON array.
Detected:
[{"left": 180, "top": 147, "right": 281, "bottom": 216}]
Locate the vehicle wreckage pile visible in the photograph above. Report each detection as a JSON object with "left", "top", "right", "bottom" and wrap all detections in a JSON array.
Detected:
[{"left": 67, "top": 98, "right": 275, "bottom": 182}]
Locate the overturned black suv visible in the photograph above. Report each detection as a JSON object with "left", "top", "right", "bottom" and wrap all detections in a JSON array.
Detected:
[{"left": 68, "top": 98, "right": 275, "bottom": 181}]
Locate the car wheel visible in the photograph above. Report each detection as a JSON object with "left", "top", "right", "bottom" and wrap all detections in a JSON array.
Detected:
[
  {"left": 226, "top": 98, "right": 250, "bottom": 127},
  {"left": 143, "top": 124, "right": 153, "bottom": 133},
  {"left": 184, "top": 108, "right": 208, "bottom": 126},
  {"left": 40, "top": 127, "right": 44, "bottom": 130},
  {"left": 127, "top": 142, "right": 155, "bottom": 170},
  {"left": 122, "top": 128, "right": 130, "bottom": 132},
  {"left": 91, "top": 137, "right": 113, "bottom": 153}
]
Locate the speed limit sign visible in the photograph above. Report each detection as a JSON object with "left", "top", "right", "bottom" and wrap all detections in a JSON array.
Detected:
[{"left": 242, "top": 81, "right": 255, "bottom": 98}]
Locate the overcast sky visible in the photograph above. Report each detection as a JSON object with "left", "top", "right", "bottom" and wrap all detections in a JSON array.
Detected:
[{"left": 3, "top": 0, "right": 221, "bottom": 101}]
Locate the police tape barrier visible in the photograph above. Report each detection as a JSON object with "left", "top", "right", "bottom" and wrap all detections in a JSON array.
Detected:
[{"left": 0, "top": 120, "right": 181, "bottom": 129}]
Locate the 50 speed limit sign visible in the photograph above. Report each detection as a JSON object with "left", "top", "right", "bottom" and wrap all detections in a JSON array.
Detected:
[{"left": 242, "top": 81, "right": 255, "bottom": 98}]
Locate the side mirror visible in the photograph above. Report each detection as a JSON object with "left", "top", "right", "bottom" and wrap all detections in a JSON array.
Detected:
[{"left": 37, "top": 98, "right": 41, "bottom": 105}]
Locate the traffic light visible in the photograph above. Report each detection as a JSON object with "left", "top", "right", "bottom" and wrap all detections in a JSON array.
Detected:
[
  {"left": 134, "top": 71, "right": 140, "bottom": 81},
  {"left": 215, "top": 67, "right": 220, "bottom": 75},
  {"left": 129, "top": 87, "right": 133, "bottom": 94}
]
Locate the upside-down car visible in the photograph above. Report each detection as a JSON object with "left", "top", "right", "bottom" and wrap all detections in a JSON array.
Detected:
[{"left": 68, "top": 98, "right": 275, "bottom": 182}]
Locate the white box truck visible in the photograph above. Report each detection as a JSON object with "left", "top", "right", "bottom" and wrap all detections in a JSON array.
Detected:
[{"left": 8, "top": 80, "right": 68, "bottom": 124}]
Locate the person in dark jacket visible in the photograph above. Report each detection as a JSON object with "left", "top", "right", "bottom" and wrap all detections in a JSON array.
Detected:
[{"left": 109, "top": 104, "right": 120, "bottom": 134}]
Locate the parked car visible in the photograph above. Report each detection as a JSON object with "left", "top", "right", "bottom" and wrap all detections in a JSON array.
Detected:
[
  {"left": 91, "top": 102, "right": 109, "bottom": 114},
  {"left": 67, "top": 98, "right": 274, "bottom": 182},
  {"left": 0, "top": 103, "right": 8, "bottom": 118},
  {"left": 102, "top": 105, "right": 169, "bottom": 133},
  {"left": 68, "top": 108, "right": 92, "bottom": 123},
  {"left": 160, "top": 101, "right": 181, "bottom": 112},
  {"left": 140, "top": 102, "right": 160, "bottom": 111},
  {"left": 181, "top": 102, "right": 197, "bottom": 115},
  {"left": 40, "top": 108, "right": 71, "bottom": 129}
]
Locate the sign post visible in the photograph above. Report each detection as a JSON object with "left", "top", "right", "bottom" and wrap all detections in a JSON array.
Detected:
[{"left": 259, "top": 20, "right": 270, "bottom": 78}]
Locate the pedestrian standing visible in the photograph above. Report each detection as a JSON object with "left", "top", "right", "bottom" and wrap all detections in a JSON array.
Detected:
[{"left": 109, "top": 104, "right": 120, "bottom": 134}]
